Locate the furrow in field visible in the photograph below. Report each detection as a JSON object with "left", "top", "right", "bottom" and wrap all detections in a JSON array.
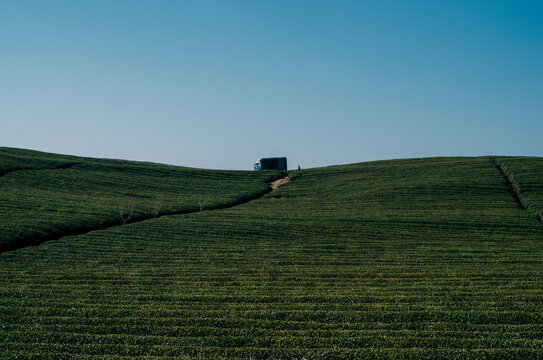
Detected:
[
  {"left": 493, "top": 157, "right": 543, "bottom": 223},
  {"left": 0, "top": 161, "right": 81, "bottom": 177}
]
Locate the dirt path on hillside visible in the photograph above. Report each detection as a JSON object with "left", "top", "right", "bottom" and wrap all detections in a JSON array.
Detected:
[
  {"left": 2, "top": 174, "right": 292, "bottom": 253},
  {"left": 270, "top": 176, "right": 289, "bottom": 190}
]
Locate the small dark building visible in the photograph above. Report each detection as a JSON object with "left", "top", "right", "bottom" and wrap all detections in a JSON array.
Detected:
[{"left": 254, "top": 157, "right": 287, "bottom": 171}]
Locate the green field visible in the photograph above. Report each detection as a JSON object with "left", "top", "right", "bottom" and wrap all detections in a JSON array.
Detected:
[
  {"left": 0, "top": 147, "right": 282, "bottom": 252},
  {"left": 1, "top": 148, "right": 543, "bottom": 359}
]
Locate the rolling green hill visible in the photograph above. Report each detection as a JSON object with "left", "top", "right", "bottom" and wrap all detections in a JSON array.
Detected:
[
  {"left": 1, "top": 149, "right": 543, "bottom": 359},
  {"left": 0, "top": 147, "right": 283, "bottom": 252}
]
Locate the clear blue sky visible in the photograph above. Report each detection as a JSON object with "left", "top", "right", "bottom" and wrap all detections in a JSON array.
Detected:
[{"left": 1, "top": 1, "right": 542, "bottom": 170}]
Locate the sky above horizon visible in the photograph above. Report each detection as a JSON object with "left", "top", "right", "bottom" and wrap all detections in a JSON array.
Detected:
[{"left": 1, "top": 1, "right": 542, "bottom": 170}]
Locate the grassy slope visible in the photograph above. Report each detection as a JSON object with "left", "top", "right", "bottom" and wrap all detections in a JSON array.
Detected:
[
  {"left": 1, "top": 153, "right": 543, "bottom": 359},
  {"left": 0, "top": 148, "right": 282, "bottom": 252}
]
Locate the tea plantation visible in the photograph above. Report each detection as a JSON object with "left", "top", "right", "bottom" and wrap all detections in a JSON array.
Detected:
[
  {"left": 0, "top": 147, "right": 282, "bottom": 252},
  {"left": 1, "top": 149, "right": 543, "bottom": 359}
]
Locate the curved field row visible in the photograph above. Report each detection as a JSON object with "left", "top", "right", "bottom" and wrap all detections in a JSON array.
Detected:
[
  {"left": 494, "top": 156, "right": 543, "bottom": 222},
  {"left": 0, "top": 147, "right": 86, "bottom": 176}
]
